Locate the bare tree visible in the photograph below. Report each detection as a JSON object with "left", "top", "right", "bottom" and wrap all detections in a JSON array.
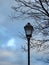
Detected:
[
  {"left": 12, "top": 0, "right": 49, "bottom": 63},
  {"left": 12, "top": 0, "right": 49, "bottom": 54},
  {"left": 12, "top": 0, "right": 49, "bottom": 20},
  {"left": 12, "top": 0, "right": 49, "bottom": 48},
  {"left": 12, "top": 0, "right": 49, "bottom": 36}
]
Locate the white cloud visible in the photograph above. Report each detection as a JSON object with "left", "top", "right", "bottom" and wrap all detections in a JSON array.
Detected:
[
  {"left": 0, "top": 49, "right": 15, "bottom": 57},
  {"left": 7, "top": 38, "right": 16, "bottom": 47}
]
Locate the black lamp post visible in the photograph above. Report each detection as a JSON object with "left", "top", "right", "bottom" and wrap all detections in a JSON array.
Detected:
[{"left": 24, "top": 23, "right": 34, "bottom": 65}]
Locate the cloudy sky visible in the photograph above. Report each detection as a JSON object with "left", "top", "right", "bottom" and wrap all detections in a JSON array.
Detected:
[{"left": 0, "top": 0, "right": 49, "bottom": 65}]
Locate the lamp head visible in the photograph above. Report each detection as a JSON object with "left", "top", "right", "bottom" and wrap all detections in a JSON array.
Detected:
[{"left": 24, "top": 23, "right": 34, "bottom": 39}]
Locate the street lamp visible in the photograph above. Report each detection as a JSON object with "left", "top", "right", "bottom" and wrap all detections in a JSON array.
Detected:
[{"left": 24, "top": 23, "right": 34, "bottom": 65}]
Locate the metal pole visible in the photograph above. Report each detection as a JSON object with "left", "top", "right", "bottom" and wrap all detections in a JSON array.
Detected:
[{"left": 28, "top": 38, "right": 30, "bottom": 65}]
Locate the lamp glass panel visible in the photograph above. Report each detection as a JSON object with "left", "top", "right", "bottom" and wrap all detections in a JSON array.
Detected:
[{"left": 26, "top": 29, "right": 31, "bottom": 35}]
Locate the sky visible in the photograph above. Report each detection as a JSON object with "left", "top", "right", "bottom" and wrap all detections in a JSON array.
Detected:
[{"left": 0, "top": 0, "right": 49, "bottom": 65}]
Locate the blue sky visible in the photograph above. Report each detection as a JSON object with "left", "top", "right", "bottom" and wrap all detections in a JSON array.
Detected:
[{"left": 0, "top": 0, "right": 49, "bottom": 65}]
